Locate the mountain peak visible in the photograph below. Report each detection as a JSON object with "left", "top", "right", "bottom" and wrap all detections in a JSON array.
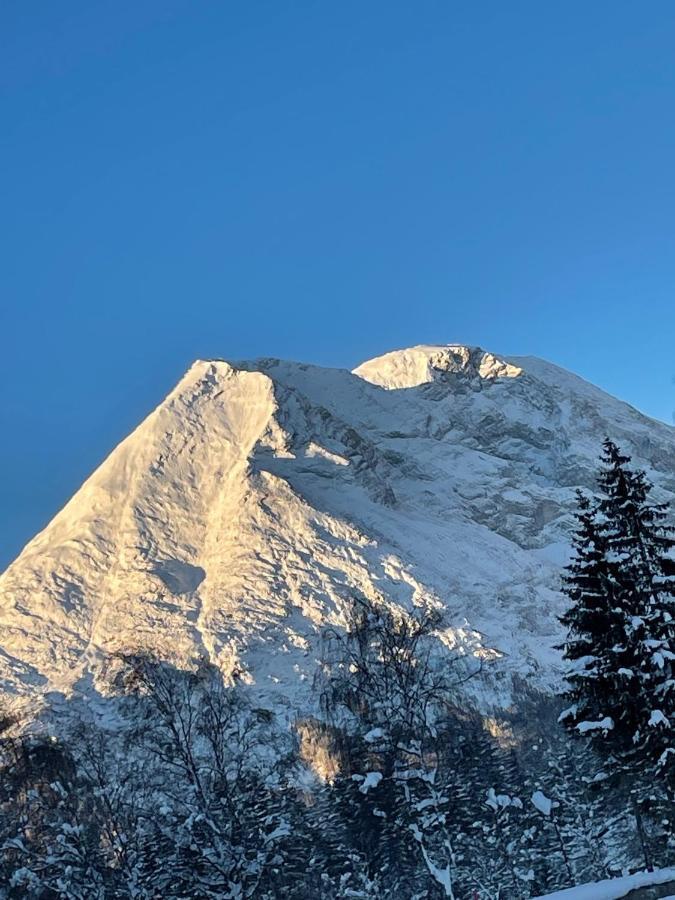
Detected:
[
  {"left": 1, "top": 347, "right": 674, "bottom": 718},
  {"left": 353, "top": 344, "right": 523, "bottom": 390}
]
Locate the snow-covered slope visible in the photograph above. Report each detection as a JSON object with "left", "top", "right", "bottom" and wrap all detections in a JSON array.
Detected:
[
  {"left": 1, "top": 345, "right": 674, "bottom": 716},
  {"left": 533, "top": 867, "right": 675, "bottom": 899}
]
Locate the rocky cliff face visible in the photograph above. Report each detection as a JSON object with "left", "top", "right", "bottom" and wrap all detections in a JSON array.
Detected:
[{"left": 1, "top": 345, "right": 674, "bottom": 719}]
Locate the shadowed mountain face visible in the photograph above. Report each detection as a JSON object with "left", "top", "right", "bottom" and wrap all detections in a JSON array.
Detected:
[{"left": 1, "top": 345, "right": 674, "bottom": 717}]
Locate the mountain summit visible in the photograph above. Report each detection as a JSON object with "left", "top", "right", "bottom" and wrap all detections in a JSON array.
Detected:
[
  {"left": 1, "top": 346, "right": 674, "bottom": 715},
  {"left": 354, "top": 344, "right": 523, "bottom": 388}
]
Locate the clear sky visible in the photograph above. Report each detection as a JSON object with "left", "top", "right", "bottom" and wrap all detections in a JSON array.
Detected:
[{"left": 1, "top": 1, "right": 674, "bottom": 569}]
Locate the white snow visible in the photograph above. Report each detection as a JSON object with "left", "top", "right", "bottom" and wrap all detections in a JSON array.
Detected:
[
  {"left": 486, "top": 788, "right": 522, "bottom": 810},
  {"left": 648, "top": 709, "right": 670, "bottom": 727},
  {"left": 357, "top": 772, "right": 383, "bottom": 794},
  {"left": 577, "top": 717, "right": 614, "bottom": 734},
  {"left": 1, "top": 345, "right": 674, "bottom": 721},
  {"left": 531, "top": 790, "right": 553, "bottom": 816},
  {"left": 532, "top": 868, "right": 675, "bottom": 900},
  {"left": 558, "top": 705, "right": 578, "bottom": 723},
  {"left": 353, "top": 344, "right": 522, "bottom": 390}
]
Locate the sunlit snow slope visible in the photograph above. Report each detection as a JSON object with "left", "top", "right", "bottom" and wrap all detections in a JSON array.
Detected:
[{"left": 1, "top": 345, "right": 674, "bottom": 714}]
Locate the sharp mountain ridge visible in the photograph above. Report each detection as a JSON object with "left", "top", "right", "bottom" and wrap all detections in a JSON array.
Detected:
[{"left": 1, "top": 344, "right": 674, "bottom": 719}]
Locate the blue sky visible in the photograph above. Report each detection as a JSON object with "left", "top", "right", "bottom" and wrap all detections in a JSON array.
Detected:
[{"left": 1, "top": 1, "right": 674, "bottom": 568}]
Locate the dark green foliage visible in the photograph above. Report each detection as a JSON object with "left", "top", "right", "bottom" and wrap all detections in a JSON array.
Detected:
[{"left": 560, "top": 440, "right": 675, "bottom": 791}]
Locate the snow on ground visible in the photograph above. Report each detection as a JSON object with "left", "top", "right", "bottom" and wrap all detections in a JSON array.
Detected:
[
  {"left": 0, "top": 344, "right": 674, "bottom": 720},
  {"left": 533, "top": 868, "right": 675, "bottom": 899}
]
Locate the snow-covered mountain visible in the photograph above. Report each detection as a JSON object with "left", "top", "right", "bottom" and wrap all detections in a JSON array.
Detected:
[{"left": 1, "top": 345, "right": 674, "bottom": 717}]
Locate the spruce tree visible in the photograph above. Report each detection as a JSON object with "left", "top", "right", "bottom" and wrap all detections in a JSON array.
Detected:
[
  {"left": 598, "top": 440, "right": 675, "bottom": 786},
  {"left": 559, "top": 490, "right": 618, "bottom": 687},
  {"left": 560, "top": 440, "right": 675, "bottom": 794}
]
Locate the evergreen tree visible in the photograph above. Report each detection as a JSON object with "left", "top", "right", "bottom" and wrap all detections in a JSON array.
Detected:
[
  {"left": 559, "top": 491, "right": 615, "bottom": 669},
  {"left": 560, "top": 440, "right": 675, "bottom": 794},
  {"left": 597, "top": 440, "right": 675, "bottom": 788}
]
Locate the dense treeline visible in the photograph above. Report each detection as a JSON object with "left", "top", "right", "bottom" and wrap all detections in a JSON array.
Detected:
[
  {"left": 0, "top": 442, "right": 672, "bottom": 898},
  {"left": 0, "top": 649, "right": 669, "bottom": 897}
]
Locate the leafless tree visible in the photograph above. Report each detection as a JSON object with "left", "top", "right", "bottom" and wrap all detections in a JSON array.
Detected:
[{"left": 319, "top": 597, "right": 480, "bottom": 898}]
